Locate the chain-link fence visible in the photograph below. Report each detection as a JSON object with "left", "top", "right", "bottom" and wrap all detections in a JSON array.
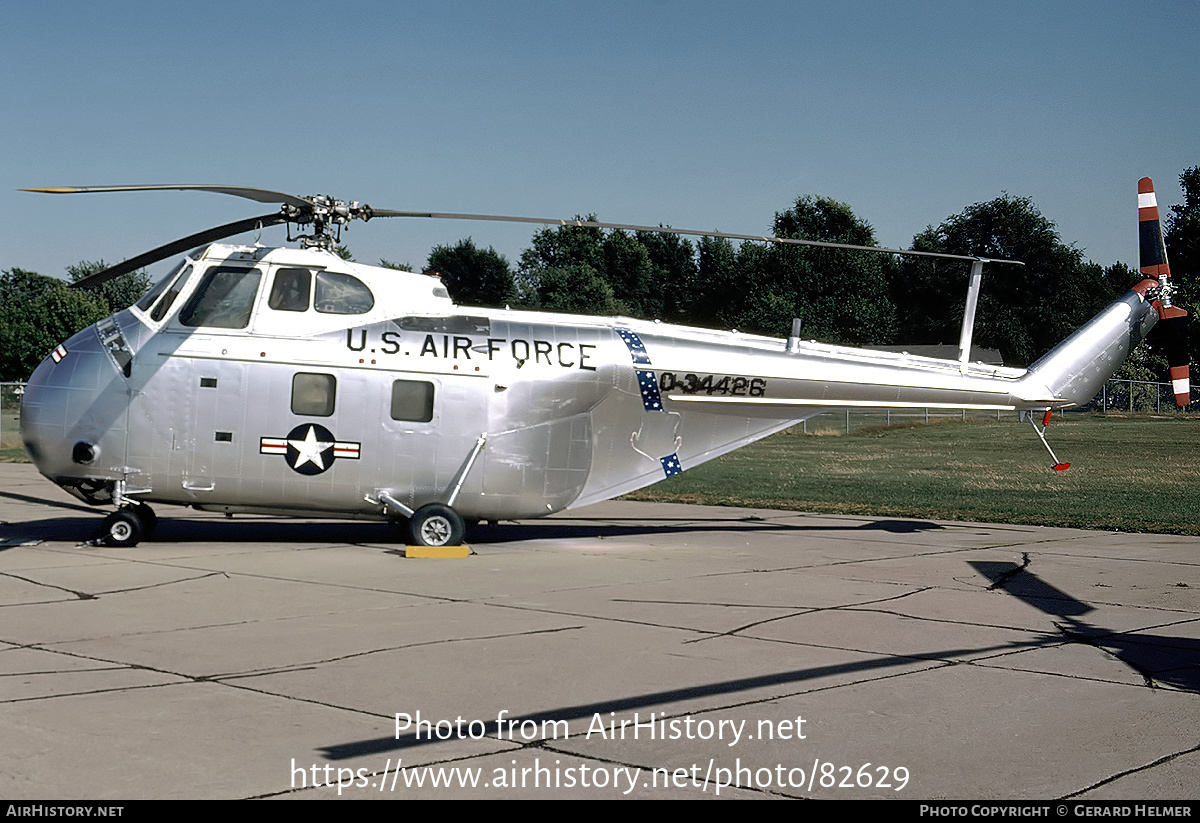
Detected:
[
  {"left": 1072, "top": 379, "right": 1198, "bottom": 414},
  {"left": 1, "top": 382, "right": 25, "bottom": 451}
]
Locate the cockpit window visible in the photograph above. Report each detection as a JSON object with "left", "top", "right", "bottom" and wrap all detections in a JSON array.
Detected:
[
  {"left": 179, "top": 266, "right": 262, "bottom": 329},
  {"left": 269, "top": 268, "right": 312, "bottom": 312},
  {"left": 150, "top": 263, "right": 193, "bottom": 322},
  {"left": 314, "top": 271, "right": 374, "bottom": 315},
  {"left": 136, "top": 260, "right": 188, "bottom": 312}
]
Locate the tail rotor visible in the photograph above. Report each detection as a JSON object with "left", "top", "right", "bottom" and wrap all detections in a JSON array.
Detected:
[{"left": 1138, "top": 177, "right": 1190, "bottom": 406}]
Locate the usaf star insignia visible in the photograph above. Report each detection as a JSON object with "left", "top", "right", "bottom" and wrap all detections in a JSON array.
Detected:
[{"left": 260, "top": 424, "right": 360, "bottom": 475}]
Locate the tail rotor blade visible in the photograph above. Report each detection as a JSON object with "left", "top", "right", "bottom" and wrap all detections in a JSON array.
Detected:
[
  {"left": 1159, "top": 309, "right": 1190, "bottom": 406},
  {"left": 1139, "top": 177, "right": 1171, "bottom": 281}
]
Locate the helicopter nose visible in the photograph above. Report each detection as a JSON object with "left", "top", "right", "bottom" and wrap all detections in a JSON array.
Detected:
[{"left": 20, "top": 317, "right": 134, "bottom": 486}]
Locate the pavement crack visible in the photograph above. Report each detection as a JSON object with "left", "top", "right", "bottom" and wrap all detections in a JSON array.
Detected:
[
  {"left": 984, "top": 552, "right": 1031, "bottom": 590},
  {"left": 0, "top": 571, "right": 96, "bottom": 600},
  {"left": 1061, "top": 740, "right": 1200, "bottom": 798},
  {"left": 481, "top": 599, "right": 710, "bottom": 636},
  {"left": 211, "top": 624, "right": 586, "bottom": 681},
  {"left": 0, "top": 569, "right": 231, "bottom": 604},
  {"left": 684, "top": 587, "right": 934, "bottom": 645},
  {"left": 102, "top": 570, "right": 230, "bottom": 595},
  {"left": 612, "top": 598, "right": 804, "bottom": 609},
  {"left": 1054, "top": 622, "right": 1159, "bottom": 689}
]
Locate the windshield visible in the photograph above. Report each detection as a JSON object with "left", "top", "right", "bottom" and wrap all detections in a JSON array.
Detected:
[{"left": 178, "top": 266, "right": 262, "bottom": 329}]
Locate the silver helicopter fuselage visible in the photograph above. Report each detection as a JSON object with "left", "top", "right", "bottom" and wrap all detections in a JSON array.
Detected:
[{"left": 19, "top": 242, "right": 1158, "bottom": 523}]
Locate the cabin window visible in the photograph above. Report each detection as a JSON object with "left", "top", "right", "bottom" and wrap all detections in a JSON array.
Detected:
[
  {"left": 179, "top": 266, "right": 262, "bottom": 329},
  {"left": 391, "top": 380, "right": 434, "bottom": 422},
  {"left": 315, "top": 271, "right": 374, "bottom": 315},
  {"left": 292, "top": 373, "right": 336, "bottom": 417},
  {"left": 269, "top": 268, "right": 312, "bottom": 312}
]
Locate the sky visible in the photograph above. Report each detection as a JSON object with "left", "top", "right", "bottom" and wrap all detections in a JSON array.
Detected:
[{"left": 1, "top": 0, "right": 1197, "bottom": 285}]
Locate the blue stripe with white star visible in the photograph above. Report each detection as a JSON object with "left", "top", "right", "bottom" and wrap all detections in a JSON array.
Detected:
[
  {"left": 660, "top": 453, "right": 682, "bottom": 477},
  {"left": 615, "top": 328, "right": 653, "bottom": 365},
  {"left": 636, "top": 369, "right": 663, "bottom": 411},
  {"left": 615, "top": 326, "right": 683, "bottom": 478}
]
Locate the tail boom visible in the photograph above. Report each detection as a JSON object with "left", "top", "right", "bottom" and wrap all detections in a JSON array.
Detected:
[{"left": 1017, "top": 288, "right": 1158, "bottom": 409}]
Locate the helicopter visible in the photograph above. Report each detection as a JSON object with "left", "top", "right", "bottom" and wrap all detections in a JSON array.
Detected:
[{"left": 16, "top": 180, "right": 1189, "bottom": 548}]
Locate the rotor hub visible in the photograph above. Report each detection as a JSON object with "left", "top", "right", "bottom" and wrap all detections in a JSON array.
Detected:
[{"left": 281, "top": 195, "right": 375, "bottom": 250}]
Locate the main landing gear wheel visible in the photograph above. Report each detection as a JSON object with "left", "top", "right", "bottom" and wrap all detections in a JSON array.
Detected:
[
  {"left": 407, "top": 503, "right": 465, "bottom": 547},
  {"left": 101, "top": 508, "right": 144, "bottom": 547},
  {"left": 130, "top": 502, "right": 157, "bottom": 539}
]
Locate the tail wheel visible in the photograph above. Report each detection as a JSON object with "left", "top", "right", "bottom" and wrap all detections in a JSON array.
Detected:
[
  {"left": 407, "top": 503, "right": 465, "bottom": 547},
  {"left": 102, "top": 509, "right": 144, "bottom": 548}
]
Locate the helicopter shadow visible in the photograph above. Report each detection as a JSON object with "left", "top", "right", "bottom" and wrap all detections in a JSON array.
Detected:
[
  {"left": 0, "top": 508, "right": 945, "bottom": 549},
  {"left": 969, "top": 561, "right": 1200, "bottom": 694},
  {"left": 319, "top": 558, "right": 1197, "bottom": 760},
  {"left": 0, "top": 487, "right": 104, "bottom": 548},
  {"left": 468, "top": 515, "right": 945, "bottom": 544}
]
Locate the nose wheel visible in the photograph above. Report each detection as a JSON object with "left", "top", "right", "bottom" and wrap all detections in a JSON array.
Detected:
[{"left": 100, "top": 503, "right": 156, "bottom": 547}]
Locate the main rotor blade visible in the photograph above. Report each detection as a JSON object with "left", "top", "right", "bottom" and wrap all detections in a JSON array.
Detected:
[
  {"left": 69, "top": 213, "right": 288, "bottom": 289},
  {"left": 24, "top": 184, "right": 311, "bottom": 210},
  {"left": 368, "top": 209, "right": 1023, "bottom": 265}
]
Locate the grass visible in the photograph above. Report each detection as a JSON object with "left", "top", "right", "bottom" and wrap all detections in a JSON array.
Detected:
[
  {"left": 0, "top": 411, "right": 24, "bottom": 462},
  {"left": 624, "top": 414, "right": 1200, "bottom": 535},
  {"left": 1, "top": 411, "right": 20, "bottom": 459}
]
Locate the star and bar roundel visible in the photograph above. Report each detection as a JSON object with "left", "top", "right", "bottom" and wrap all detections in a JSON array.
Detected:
[{"left": 260, "top": 424, "right": 360, "bottom": 475}]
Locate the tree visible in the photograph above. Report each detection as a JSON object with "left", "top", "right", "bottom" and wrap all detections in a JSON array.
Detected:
[
  {"left": 893, "top": 194, "right": 1121, "bottom": 366},
  {"left": 1164, "top": 166, "right": 1200, "bottom": 366},
  {"left": 522, "top": 263, "right": 623, "bottom": 315},
  {"left": 519, "top": 218, "right": 604, "bottom": 273},
  {"left": 1165, "top": 167, "right": 1200, "bottom": 279},
  {"left": 683, "top": 235, "right": 739, "bottom": 328},
  {"left": 768, "top": 196, "right": 897, "bottom": 345},
  {"left": 426, "top": 238, "right": 516, "bottom": 307},
  {"left": 687, "top": 196, "right": 897, "bottom": 343},
  {"left": 516, "top": 218, "right": 607, "bottom": 310},
  {"left": 600, "top": 230, "right": 656, "bottom": 317},
  {"left": 379, "top": 259, "right": 415, "bottom": 271},
  {"left": 0, "top": 269, "right": 109, "bottom": 380},
  {"left": 635, "top": 230, "right": 696, "bottom": 322},
  {"left": 66, "top": 260, "right": 152, "bottom": 313}
]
